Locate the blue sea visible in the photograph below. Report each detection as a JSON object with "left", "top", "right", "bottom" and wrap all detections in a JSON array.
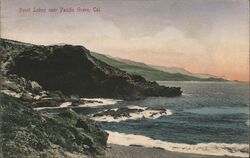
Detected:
[
  {"left": 44, "top": 81, "right": 249, "bottom": 156},
  {"left": 96, "top": 81, "right": 249, "bottom": 156}
]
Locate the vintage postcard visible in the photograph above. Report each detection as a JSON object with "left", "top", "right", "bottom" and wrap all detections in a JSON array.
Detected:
[{"left": 0, "top": 0, "right": 249, "bottom": 158}]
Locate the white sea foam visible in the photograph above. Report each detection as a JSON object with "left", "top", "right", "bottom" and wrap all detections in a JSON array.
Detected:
[
  {"left": 92, "top": 106, "right": 172, "bottom": 122},
  {"left": 34, "top": 101, "right": 74, "bottom": 110},
  {"left": 246, "top": 120, "right": 249, "bottom": 126},
  {"left": 182, "top": 93, "right": 193, "bottom": 96},
  {"left": 127, "top": 105, "right": 146, "bottom": 110},
  {"left": 1, "top": 90, "right": 21, "bottom": 98},
  {"left": 59, "top": 102, "right": 72, "bottom": 107},
  {"left": 34, "top": 98, "right": 122, "bottom": 110},
  {"left": 34, "top": 106, "right": 63, "bottom": 111},
  {"left": 107, "top": 131, "right": 249, "bottom": 157},
  {"left": 78, "top": 98, "right": 122, "bottom": 107}
]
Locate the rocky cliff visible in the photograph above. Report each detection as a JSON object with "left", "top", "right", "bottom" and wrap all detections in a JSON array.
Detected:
[
  {"left": 1, "top": 38, "right": 182, "bottom": 98},
  {"left": 0, "top": 38, "right": 182, "bottom": 157}
]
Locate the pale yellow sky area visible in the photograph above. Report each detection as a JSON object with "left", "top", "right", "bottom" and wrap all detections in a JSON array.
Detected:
[{"left": 1, "top": 0, "right": 249, "bottom": 81}]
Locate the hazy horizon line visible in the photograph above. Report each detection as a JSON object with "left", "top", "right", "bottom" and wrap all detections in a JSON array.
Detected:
[{"left": 3, "top": 37, "right": 249, "bottom": 82}]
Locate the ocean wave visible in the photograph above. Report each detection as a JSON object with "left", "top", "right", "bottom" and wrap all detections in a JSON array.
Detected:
[
  {"left": 92, "top": 106, "right": 172, "bottom": 122},
  {"left": 246, "top": 120, "right": 249, "bottom": 126},
  {"left": 34, "top": 98, "right": 122, "bottom": 110},
  {"left": 79, "top": 98, "right": 122, "bottom": 107},
  {"left": 182, "top": 93, "right": 193, "bottom": 96},
  {"left": 107, "top": 131, "right": 249, "bottom": 157}
]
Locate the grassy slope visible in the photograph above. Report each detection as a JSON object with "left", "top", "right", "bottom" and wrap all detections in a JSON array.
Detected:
[
  {"left": 0, "top": 93, "right": 108, "bottom": 158},
  {"left": 90, "top": 52, "right": 226, "bottom": 81}
]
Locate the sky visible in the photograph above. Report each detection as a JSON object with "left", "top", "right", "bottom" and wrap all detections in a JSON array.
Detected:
[{"left": 1, "top": 0, "right": 249, "bottom": 81}]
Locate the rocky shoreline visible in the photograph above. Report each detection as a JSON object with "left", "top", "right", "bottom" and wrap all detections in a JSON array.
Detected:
[
  {"left": 92, "top": 106, "right": 172, "bottom": 122},
  {"left": 0, "top": 38, "right": 183, "bottom": 157}
]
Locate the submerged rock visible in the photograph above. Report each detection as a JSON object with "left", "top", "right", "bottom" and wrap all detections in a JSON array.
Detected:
[
  {"left": 32, "top": 99, "right": 61, "bottom": 108},
  {"left": 92, "top": 106, "right": 172, "bottom": 122},
  {"left": 20, "top": 92, "right": 33, "bottom": 102}
]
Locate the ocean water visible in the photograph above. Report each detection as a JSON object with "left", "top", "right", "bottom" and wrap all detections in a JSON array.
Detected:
[
  {"left": 97, "top": 81, "right": 249, "bottom": 156},
  {"left": 37, "top": 81, "right": 249, "bottom": 156}
]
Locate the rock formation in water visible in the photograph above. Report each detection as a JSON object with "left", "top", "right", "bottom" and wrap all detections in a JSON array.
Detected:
[{"left": 1, "top": 38, "right": 182, "bottom": 98}]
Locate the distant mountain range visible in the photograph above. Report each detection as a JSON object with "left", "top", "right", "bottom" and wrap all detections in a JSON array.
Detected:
[
  {"left": 151, "top": 66, "right": 219, "bottom": 79},
  {"left": 91, "top": 52, "right": 227, "bottom": 82}
]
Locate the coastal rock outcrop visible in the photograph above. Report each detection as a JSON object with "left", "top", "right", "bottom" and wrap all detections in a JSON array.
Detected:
[
  {"left": 0, "top": 38, "right": 181, "bottom": 157},
  {"left": 1, "top": 38, "right": 182, "bottom": 98},
  {"left": 92, "top": 106, "right": 172, "bottom": 122}
]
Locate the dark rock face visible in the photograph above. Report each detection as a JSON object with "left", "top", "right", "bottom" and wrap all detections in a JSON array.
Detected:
[{"left": 1, "top": 38, "right": 182, "bottom": 98}]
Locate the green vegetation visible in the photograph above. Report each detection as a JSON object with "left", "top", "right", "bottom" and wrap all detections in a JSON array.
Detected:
[
  {"left": 90, "top": 52, "right": 226, "bottom": 81},
  {"left": 0, "top": 94, "right": 108, "bottom": 158}
]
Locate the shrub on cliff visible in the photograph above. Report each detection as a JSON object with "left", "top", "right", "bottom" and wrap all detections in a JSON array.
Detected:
[{"left": 0, "top": 94, "right": 108, "bottom": 158}]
